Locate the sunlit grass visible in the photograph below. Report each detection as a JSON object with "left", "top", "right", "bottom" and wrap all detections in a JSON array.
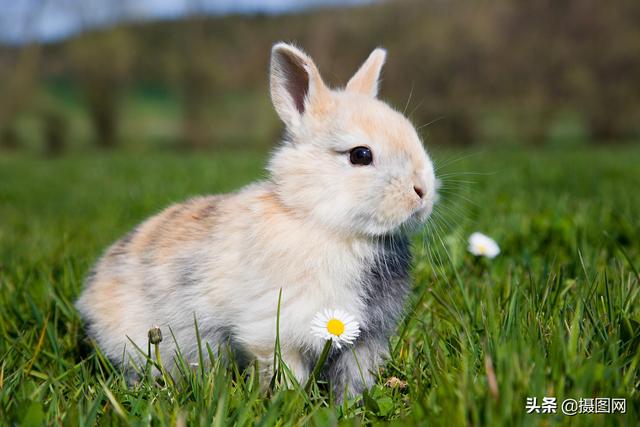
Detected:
[{"left": 0, "top": 147, "right": 639, "bottom": 425}]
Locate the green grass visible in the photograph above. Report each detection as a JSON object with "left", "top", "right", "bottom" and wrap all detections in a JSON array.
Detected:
[{"left": 1, "top": 146, "right": 639, "bottom": 426}]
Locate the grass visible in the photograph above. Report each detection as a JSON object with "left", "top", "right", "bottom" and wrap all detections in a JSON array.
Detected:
[{"left": 0, "top": 146, "right": 639, "bottom": 426}]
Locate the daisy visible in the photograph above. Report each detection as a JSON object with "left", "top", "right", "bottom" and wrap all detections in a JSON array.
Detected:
[
  {"left": 310, "top": 309, "right": 360, "bottom": 349},
  {"left": 468, "top": 232, "right": 500, "bottom": 259}
]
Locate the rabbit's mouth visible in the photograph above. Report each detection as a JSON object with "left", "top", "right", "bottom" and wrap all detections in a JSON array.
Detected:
[
  {"left": 371, "top": 191, "right": 436, "bottom": 235},
  {"left": 390, "top": 203, "right": 433, "bottom": 235},
  {"left": 410, "top": 198, "right": 435, "bottom": 224}
]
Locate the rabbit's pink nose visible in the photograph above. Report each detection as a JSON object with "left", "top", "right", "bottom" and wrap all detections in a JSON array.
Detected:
[{"left": 414, "top": 186, "right": 424, "bottom": 199}]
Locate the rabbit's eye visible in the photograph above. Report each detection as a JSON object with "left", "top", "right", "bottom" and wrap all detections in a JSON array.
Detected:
[{"left": 349, "top": 146, "right": 373, "bottom": 166}]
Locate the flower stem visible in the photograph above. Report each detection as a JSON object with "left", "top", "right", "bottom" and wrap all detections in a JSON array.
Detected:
[
  {"left": 152, "top": 341, "right": 170, "bottom": 387},
  {"left": 305, "top": 339, "right": 332, "bottom": 392},
  {"left": 154, "top": 342, "right": 162, "bottom": 368}
]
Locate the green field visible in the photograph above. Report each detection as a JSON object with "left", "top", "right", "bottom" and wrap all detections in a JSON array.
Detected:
[{"left": 1, "top": 147, "right": 639, "bottom": 426}]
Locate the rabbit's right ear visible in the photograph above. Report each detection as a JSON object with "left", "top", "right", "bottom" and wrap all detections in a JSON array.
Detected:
[{"left": 270, "top": 43, "right": 329, "bottom": 129}]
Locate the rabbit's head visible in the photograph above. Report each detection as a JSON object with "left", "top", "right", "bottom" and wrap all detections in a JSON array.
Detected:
[{"left": 268, "top": 43, "right": 437, "bottom": 237}]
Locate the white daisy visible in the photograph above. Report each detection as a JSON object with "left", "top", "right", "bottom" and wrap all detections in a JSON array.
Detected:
[
  {"left": 468, "top": 232, "right": 500, "bottom": 259},
  {"left": 310, "top": 309, "right": 360, "bottom": 349}
]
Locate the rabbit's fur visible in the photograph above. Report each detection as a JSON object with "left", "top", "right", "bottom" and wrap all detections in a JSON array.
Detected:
[{"left": 76, "top": 43, "right": 437, "bottom": 400}]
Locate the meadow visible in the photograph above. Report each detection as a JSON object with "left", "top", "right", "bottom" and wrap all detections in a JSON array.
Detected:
[{"left": 0, "top": 145, "right": 639, "bottom": 426}]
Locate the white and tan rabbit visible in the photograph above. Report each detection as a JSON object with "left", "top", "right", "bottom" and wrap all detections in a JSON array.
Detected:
[{"left": 76, "top": 42, "right": 437, "bottom": 399}]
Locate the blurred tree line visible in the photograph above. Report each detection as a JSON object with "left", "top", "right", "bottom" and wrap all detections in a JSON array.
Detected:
[{"left": 0, "top": 0, "right": 639, "bottom": 153}]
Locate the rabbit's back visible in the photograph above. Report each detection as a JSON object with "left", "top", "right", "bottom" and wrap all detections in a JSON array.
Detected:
[{"left": 76, "top": 194, "right": 230, "bottom": 360}]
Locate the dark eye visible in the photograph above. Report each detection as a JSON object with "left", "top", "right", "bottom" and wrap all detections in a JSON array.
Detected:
[{"left": 349, "top": 146, "right": 373, "bottom": 166}]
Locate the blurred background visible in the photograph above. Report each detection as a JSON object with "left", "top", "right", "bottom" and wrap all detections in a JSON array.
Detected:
[{"left": 1, "top": 0, "right": 639, "bottom": 155}]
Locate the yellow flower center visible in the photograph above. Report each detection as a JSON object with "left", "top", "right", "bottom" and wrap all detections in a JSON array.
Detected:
[
  {"left": 326, "top": 318, "right": 345, "bottom": 336},
  {"left": 478, "top": 243, "right": 487, "bottom": 254}
]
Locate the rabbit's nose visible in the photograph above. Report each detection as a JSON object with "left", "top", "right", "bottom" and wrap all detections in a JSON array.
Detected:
[{"left": 413, "top": 186, "right": 425, "bottom": 199}]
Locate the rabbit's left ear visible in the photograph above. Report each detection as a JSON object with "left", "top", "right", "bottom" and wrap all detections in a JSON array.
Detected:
[
  {"left": 270, "top": 43, "right": 330, "bottom": 129},
  {"left": 346, "top": 48, "right": 387, "bottom": 98}
]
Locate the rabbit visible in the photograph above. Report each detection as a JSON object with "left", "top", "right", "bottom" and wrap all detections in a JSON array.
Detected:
[{"left": 75, "top": 42, "right": 438, "bottom": 400}]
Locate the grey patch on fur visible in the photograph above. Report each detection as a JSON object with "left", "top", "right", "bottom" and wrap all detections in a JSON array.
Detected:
[
  {"left": 120, "top": 226, "right": 138, "bottom": 246},
  {"left": 175, "top": 256, "right": 200, "bottom": 287},
  {"left": 323, "top": 337, "right": 388, "bottom": 401},
  {"left": 359, "top": 233, "right": 411, "bottom": 340},
  {"left": 141, "top": 206, "right": 186, "bottom": 264},
  {"left": 322, "top": 233, "right": 411, "bottom": 399},
  {"left": 198, "top": 198, "right": 218, "bottom": 219},
  {"left": 108, "top": 226, "right": 139, "bottom": 258},
  {"left": 162, "top": 320, "right": 251, "bottom": 374},
  {"left": 83, "top": 266, "right": 98, "bottom": 286},
  {"left": 180, "top": 323, "right": 232, "bottom": 359},
  {"left": 140, "top": 278, "right": 158, "bottom": 302}
]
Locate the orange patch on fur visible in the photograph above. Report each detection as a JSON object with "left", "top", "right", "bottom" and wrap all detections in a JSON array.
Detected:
[
  {"left": 121, "top": 197, "right": 220, "bottom": 262},
  {"left": 85, "top": 277, "right": 125, "bottom": 331}
]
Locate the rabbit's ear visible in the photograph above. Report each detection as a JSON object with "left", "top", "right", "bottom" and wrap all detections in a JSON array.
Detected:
[
  {"left": 270, "top": 43, "right": 329, "bottom": 128},
  {"left": 346, "top": 48, "right": 386, "bottom": 98}
]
